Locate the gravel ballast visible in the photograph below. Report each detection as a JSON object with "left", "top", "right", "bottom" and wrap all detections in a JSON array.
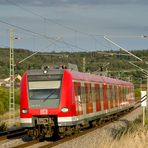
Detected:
[{"left": 53, "top": 108, "right": 142, "bottom": 148}]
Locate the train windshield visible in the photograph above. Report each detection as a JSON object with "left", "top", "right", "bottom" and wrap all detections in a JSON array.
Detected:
[{"left": 28, "top": 81, "right": 61, "bottom": 100}]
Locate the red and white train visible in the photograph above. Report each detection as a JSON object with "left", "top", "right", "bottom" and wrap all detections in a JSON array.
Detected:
[{"left": 20, "top": 67, "right": 135, "bottom": 138}]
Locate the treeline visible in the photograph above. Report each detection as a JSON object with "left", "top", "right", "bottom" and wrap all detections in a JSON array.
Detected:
[
  {"left": 0, "top": 48, "right": 147, "bottom": 114},
  {"left": 0, "top": 48, "right": 148, "bottom": 85}
]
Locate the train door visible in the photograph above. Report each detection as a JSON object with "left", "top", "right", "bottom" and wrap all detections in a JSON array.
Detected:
[
  {"left": 106, "top": 84, "right": 110, "bottom": 111},
  {"left": 114, "top": 85, "right": 119, "bottom": 108},
  {"left": 100, "top": 83, "right": 104, "bottom": 111},
  {"left": 74, "top": 82, "right": 83, "bottom": 117},
  {"left": 125, "top": 87, "right": 128, "bottom": 105},
  {"left": 118, "top": 86, "right": 122, "bottom": 107},
  {"left": 85, "top": 83, "right": 93, "bottom": 114},
  {"left": 91, "top": 83, "right": 96, "bottom": 113},
  {"left": 122, "top": 86, "right": 126, "bottom": 105},
  {"left": 103, "top": 83, "right": 108, "bottom": 111},
  {"left": 81, "top": 82, "right": 86, "bottom": 119},
  {"left": 123, "top": 86, "right": 125, "bottom": 104},
  {"left": 95, "top": 84, "right": 101, "bottom": 112},
  {"left": 128, "top": 86, "right": 132, "bottom": 104},
  {"left": 109, "top": 85, "right": 114, "bottom": 109}
]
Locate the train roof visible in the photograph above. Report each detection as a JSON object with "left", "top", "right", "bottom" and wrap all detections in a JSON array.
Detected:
[
  {"left": 25, "top": 69, "right": 133, "bottom": 86},
  {"left": 68, "top": 70, "right": 133, "bottom": 86}
]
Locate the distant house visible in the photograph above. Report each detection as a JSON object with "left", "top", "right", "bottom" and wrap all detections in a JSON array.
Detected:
[
  {"left": 0, "top": 79, "right": 5, "bottom": 87},
  {"left": 0, "top": 74, "right": 22, "bottom": 87}
]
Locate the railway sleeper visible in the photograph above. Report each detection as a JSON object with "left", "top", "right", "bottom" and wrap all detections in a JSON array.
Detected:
[
  {"left": 90, "top": 120, "right": 97, "bottom": 127},
  {"left": 59, "top": 126, "right": 79, "bottom": 137},
  {"left": 27, "top": 125, "right": 54, "bottom": 139}
]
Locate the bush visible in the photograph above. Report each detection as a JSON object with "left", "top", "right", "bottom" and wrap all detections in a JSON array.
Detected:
[
  {"left": 0, "top": 101, "right": 5, "bottom": 114},
  {"left": 111, "top": 116, "right": 143, "bottom": 140},
  {"left": 0, "top": 122, "right": 7, "bottom": 131},
  {"left": 134, "top": 88, "right": 141, "bottom": 101},
  {"left": 0, "top": 87, "right": 9, "bottom": 114},
  {"left": 0, "top": 87, "right": 20, "bottom": 115}
]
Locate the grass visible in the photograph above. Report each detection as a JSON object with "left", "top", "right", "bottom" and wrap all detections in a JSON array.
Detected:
[
  {"left": 99, "top": 115, "right": 148, "bottom": 148},
  {"left": 0, "top": 108, "right": 20, "bottom": 129},
  {"left": 100, "top": 127, "right": 148, "bottom": 148},
  {"left": 0, "top": 122, "right": 7, "bottom": 131},
  {"left": 0, "top": 109, "right": 20, "bottom": 121}
]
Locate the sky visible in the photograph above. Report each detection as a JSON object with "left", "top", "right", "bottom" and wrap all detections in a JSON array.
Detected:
[{"left": 0, "top": 0, "right": 148, "bottom": 52}]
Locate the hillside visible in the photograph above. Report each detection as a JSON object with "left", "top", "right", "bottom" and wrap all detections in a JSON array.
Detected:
[
  {"left": 0, "top": 48, "right": 148, "bottom": 88},
  {"left": 0, "top": 48, "right": 147, "bottom": 114}
]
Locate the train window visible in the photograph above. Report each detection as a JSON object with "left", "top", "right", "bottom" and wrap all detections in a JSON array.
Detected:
[
  {"left": 119, "top": 86, "right": 122, "bottom": 103},
  {"left": 78, "top": 86, "right": 81, "bottom": 96},
  {"left": 99, "top": 84, "right": 103, "bottom": 101},
  {"left": 90, "top": 84, "right": 93, "bottom": 101},
  {"left": 28, "top": 80, "right": 61, "bottom": 100},
  {"left": 74, "top": 83, "right": 77, "bottom": 94},
  {"left": 108, "top": 86, "right": 111, "bottom": 100},
  {"left": 109, "top": 85, "right": 112, "bottom": 105},
  {"left": 74, "top": 82, "right": 83, "bottom": 103},
  {"left": 125, "top": 87, "right": 127, "bottom": 101},
  {"left": 89, "top": 84, "right": 92, "bottom": 102},
  {"left": 124, "top": 87, "right": 126, "bottom": 101},
  {"left": 91, "top": 86, "right": 95, "bottom": 102},
  {"left": 114, "top": 86, "right": 116, "bottom": 101},
  {"left": 114, "top": 85, "right": 118, "bottom": 107},
  {"left": 125, "top": 87, "right": 126, "bottom": 100},
  {"left": 98, "top": 86, "right": 100, "bottom": 101},
  {"left": 81, "top": 86, "right": 85, "bottom": 103},
  {"left": 122, "top": 86, "right": 125, "bottom": 101},
  {"left": 106, "top": 86, "right": 108, "bottom": 99},
  {"left": 85, "top": 84, "right": 89, "bottom": 102},
  {"left": 128, "top": 87, "right": 131, "bottom": 99},
  {"left": 95, "top": 85, "right": 99, "bottom": 101},
  {"left": 29, "top": 89, "right": 60, "bottom": 100},
  {"left": 111, "top": 85, "right": 114, "bottom": 100}
]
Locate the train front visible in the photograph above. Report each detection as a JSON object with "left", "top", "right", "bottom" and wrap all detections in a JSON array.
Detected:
[{"left": 20, "top": 68, "right": 74, "bottom": 138}]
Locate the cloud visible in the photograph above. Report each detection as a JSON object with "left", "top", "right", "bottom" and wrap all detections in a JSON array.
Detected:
[{"left": 1, "top": 0, "right": 148, "bottom": 7}]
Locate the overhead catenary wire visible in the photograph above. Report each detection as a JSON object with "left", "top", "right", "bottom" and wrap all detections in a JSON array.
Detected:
[
  {"left": 129, "top": 61, "right": 148, "bottom": 76},
  {"left": 14, "top": 37, "right": 64, "bottom": 66},
  {"left": 6, "top": 0, "right": 109, "bottom": 50},
  {"left": 5, "top": 0, "right": 101, "bottom": 39},
  {"left": 6, "top": 0, "right": 148, "bottom": 41},
  {"left": 3, "top": 0, "right": 148, "bottom": 54},
  {"left": 104, "top": 36, "right": 143, "bottom": 62},
  {"left": 5, "top": 0, "right": 147, "bottom": 52},
  {"left": 0, "top": 19, "right": 92, "bottom": 52}
]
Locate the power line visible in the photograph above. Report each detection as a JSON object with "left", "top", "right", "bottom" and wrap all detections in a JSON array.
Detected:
[
  {"left": 6, "top": 0, "right": 147, "bottom": 51},
  {"left": 0, "top": 20, "right": 56, "bottom": 40},
  {"left": 104, "top": 36, "right": 143, "bottom": 62},
  {"left": 15, "top": 38, "right": 62, "bottom": 66},
  {"left": 95, "top": 34, "right": 148, "bottom": 38},
  {"left": 0, "top": 19, "right": 91, "bottom": 52},
  {"left": 5, "top": 0, "right": 99, "bottom": 39},
  {"left": 4, "top": 0, "right": 148, "bottom": 52},
  {"left": 129, "top": 62, "right": 148, "bottom": 75}
]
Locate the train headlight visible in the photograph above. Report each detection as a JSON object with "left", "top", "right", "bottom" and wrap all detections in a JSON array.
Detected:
[
  {"left": 43, "top": 70, "right": 48, "bottom": 74},
  {"left": 21, "top": 108, "right": 28, "bottom": 114},
  {"left": 61, "top": 107, "right": 69, "bottom": 113}
]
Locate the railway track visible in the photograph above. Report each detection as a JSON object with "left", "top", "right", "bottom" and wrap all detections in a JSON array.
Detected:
[
  {"left": 40, "top": 107, "right": 141, "bottom": 148},
  {"left": 0, "top": 127, "right": 27, "bottom": 148},
  {"left": 12, "top": 102, "right": 141, "bottom": 148},
  {"left": 0, "top": 127, "right": 27, "bottom": 141},
  {"left": 0, "top": 101, "right": 141, "bottom": 148}
]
